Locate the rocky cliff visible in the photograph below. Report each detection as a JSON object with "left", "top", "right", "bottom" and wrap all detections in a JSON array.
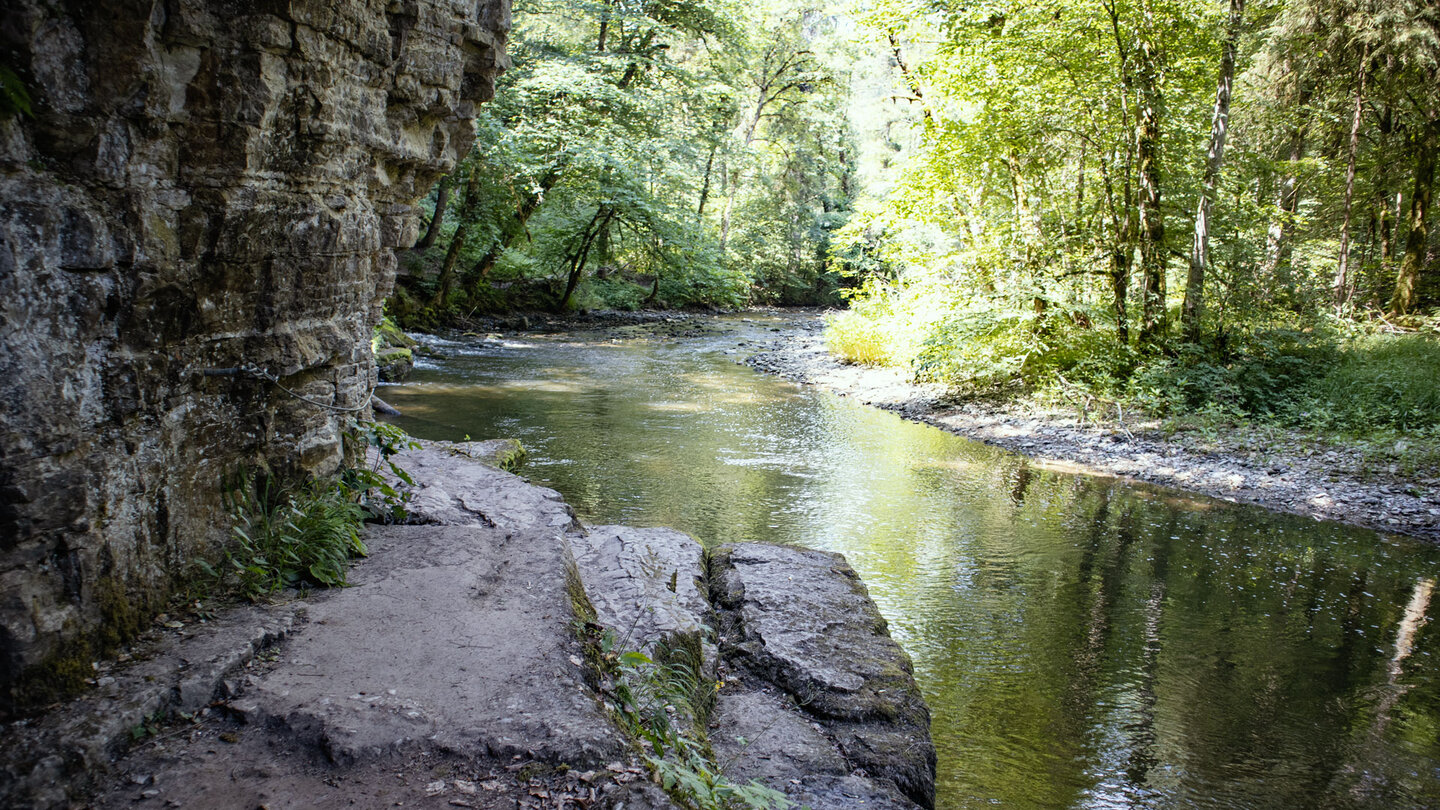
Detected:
[{"left": 0, "top": 0, "right": 508, "bottom": 712}]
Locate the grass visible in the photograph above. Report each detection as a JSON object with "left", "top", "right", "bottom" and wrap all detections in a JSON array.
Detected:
[
  {"left": 221, "top": 477, "right": 368, "bottom": 598},
  {"left": 824, "top": 308, "right": 891, "bottom": 365},
  {"left": 1292, "top": 334, "right": 1440, "bottom": 433},
  {"left": 564, "top": 561, "right": 790, "bottom": 810}
]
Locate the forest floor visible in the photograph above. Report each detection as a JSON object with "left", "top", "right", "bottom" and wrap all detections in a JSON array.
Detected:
[{"left": 741, "top": 315, "right": 1440, "bottom": 544}]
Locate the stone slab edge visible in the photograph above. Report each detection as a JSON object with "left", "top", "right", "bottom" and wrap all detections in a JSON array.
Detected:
[{"left": 0, "top": 604, "right": 300, "bottom": 808}]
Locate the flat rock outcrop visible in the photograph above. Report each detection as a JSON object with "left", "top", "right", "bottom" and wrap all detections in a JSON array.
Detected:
[
  {"left": 571, "top": 526, "right": 710, "bottom": 654},
  {"left": 710, "top": 543, "right": 937, "bottom": 809},
  {"left": 1, "top": 442, "right": 933, "bottom": 809},
  {"left": 0, "top": 0, "right": 509, "bottom": 709}
]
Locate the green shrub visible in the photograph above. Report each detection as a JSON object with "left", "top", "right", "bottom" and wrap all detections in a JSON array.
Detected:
[
  {"left": 824, "top": 307, "right": 892, "bottom": 365},
  {"left": 1289, "top": 334, "right": 1440, "bottom": 432},
  {"left": 571, "top": 276, "right": 650, "bottom": 312},
  {"left": 908, "top": 305, "right": 1136, "bottom": 397},
  {"left": 218, "top": 422, "right": 418, "bottom": 599},
  {"left": 224, "top": 478, "right": 368, "bottom": 598},
  {"left": 1127, "top": 327, "right": 1340, "bottom": 418}
]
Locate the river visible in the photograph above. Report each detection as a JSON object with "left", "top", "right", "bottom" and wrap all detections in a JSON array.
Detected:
[{"left": 382, "top": 314, "right": 1440, "bottom": 809}]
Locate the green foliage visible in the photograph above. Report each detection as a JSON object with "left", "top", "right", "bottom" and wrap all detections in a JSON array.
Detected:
[
  {"left": 218, "top": 422, "right": 419, "bottom": 599},
  {"left": 223, "top": 477, "right": 368, "bottom": 598},
  {"left": 825, "top": 307, "right": 893, "bottom": 366},
  {"left": 1288, "top": 334, "right": 1440, "bottom": 432},
  {"left": 0, "top": 65, "right": 32, "bottom": 119},
  {"left": 1128, "top": 326, "right": 1341, "bottom": 418},
  {"left": 812, "top": 0, "right": 1439, "bottom": 450},
  {"left": 571, "top": 604, "right": 789, "bottom": 810},
  {"left": 394, "top": 0, "right": 856, "bottom": 320}
]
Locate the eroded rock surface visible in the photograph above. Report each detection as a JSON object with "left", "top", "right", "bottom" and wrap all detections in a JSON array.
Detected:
[
  {"left": 0, "top": 0, "right": 509, "bottom": 707},
  {"left": 2, "top": 443, "right": 932, "bottom": 809},
  {"left": 711, "top": 543, "right": 937, "bottom": 809},
  {"left": 570, "top": 526, "right": 709, "bottom": 654}
]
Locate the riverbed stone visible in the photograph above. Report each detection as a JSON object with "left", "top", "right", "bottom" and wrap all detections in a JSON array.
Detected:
[{"left": 710, "top": 542, "right": 936, "bottom": 808}]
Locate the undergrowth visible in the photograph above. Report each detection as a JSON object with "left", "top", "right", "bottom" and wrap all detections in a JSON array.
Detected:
[
  {"left": 221, "top": 478, "right": 368, "bottom": 596},
  {"left": 566, "top": 564, "right": 790, "bottom": 810},
  {"left": 211, "top": 421, "right": 419, "bottom": 599},
  {"left": 824, "top": 290, "right": 1440, "bottom": 457}
]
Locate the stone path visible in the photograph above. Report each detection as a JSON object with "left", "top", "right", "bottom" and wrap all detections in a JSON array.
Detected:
[{"left": 3, "top": 442, "right": 936, "bottom": 809}]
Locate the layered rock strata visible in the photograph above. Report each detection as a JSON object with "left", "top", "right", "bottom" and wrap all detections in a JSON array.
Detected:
[{"left": 0, "top": 0, "right": 509, "bottom": 709}]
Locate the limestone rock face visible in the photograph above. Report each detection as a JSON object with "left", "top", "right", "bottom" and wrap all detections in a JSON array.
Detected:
[
  {"left": 711, "top": 543, "right": 938, "bottom": 808},
  {"left": 0, "top": 0, "right": 508, "bottom": 710}
]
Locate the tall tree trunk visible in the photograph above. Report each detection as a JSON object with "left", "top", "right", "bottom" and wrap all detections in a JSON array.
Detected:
[
  {"left": 1263, "top": 64, "right": 1309, "bottom": 302},
  {"left": 465, "top": 166, "right": 561, "bottom": 285},
  {"left": 1136, "top": 34, "right": 1166, "bottom": 346},
  {"left": 1100, "top": 0, "right": 1134, "bottom": 344},
  {"left": 431, "top": 167, "right": 483, "bottom": 306},
  {"left": 558, "top": 206, "right": 616, "bottom": 311},
  {"left": 719, "top": 159, "right": 735, "bottom": 255},
  {"left": 1380, "top": 189, "right": 1400, "bottom": 275},
  {"left": 1391, "top": 116, "right": 1438, "bottom": 315},
  {"left": 1183, "top": 0, "right": 1245, "bottom": 344},
  {"left": 1334, "top": 47, "right": 1370, "bottom": 310},
  {"left": 1099, "top": 151, "right": 1134, "bottom": 344},
  {"left": 888, "top": 31, "right": 933, "bottom": 127},
  {"left": 412, "top": 173, "right": 453, "bottom": 251},
  {"left": 697, "top": 142, "right": 718, "bottom": 220}
]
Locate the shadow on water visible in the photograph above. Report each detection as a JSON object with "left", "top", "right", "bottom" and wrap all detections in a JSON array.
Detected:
[{"left": 384, "top": 317, "right": 1440, "bottom": 810}]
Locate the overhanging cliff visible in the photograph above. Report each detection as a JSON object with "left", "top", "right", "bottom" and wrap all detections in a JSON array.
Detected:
[{"left": 0, "top": 0, "right": 509, "bottom": 711}]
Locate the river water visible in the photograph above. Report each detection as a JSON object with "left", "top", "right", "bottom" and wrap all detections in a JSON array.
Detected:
[{"left": 383, "top": 315, "right": 1440, "bottom": 809}]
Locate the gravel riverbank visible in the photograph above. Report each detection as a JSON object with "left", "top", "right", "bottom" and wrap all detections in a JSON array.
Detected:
[{"left": 743, "top": 317, "right": 1440, "bottom": 544}]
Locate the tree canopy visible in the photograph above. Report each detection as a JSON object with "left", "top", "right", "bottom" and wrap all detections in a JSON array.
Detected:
[{"left": 389, "top": 0, "right": 1440, "bottom": 436}]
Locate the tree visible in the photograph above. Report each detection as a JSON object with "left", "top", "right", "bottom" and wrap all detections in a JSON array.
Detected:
[{"left": 1184, "top": 0, "right": 1247, "bottom": 343}]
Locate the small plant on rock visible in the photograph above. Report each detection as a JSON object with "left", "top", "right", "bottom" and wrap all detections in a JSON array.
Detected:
[
  {"left": 343, "top": 419, "right": 421, "bottom": 522},
  {"left": 223, "top": 476, "right": 368, "bottom": 598}
]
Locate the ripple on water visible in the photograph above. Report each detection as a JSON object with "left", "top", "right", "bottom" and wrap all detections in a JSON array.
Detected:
[{"left": 384, "top": 317, "right": 1440, "bottom": 810}]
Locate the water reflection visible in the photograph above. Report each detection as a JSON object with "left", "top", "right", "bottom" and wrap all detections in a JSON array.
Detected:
[{"left": 384, "top": 318, "right": 1440, "bottom": 809}]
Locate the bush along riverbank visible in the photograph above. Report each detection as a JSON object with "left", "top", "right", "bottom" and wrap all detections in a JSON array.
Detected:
[
  {"left": 1, "top": 439, "right": 934, "bottom": 810},
  {"left": 746, "top": 315, "right": 1440, "bottom": 543}
]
